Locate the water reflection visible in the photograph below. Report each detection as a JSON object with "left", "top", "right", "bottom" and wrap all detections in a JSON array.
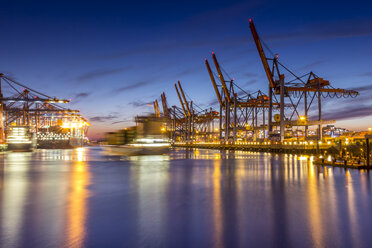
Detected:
[
  {"left": 0, "top": 148, "right": 371, "bottom": 247},
  {"left": 345, "top": 170, "right": 361, "bottom": 247},
  {"left": 212, "top": 160, "right": 223, "bottom": 247},
  {"left": 131, "top": 154, "right": 170, "bottom": 246},
  {"left": 0, "top": 152, "right": 31, "bottom": 248},
  {"left": 65, "top": 148, "right": 91, "bottom": 247},
  {"left": 307, "top": 162, "right": 324, "bottom": 247}
]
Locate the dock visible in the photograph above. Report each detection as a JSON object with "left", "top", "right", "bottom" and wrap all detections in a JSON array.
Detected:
[
  {"left": 173, "top": 142, "right": 331, "bottom": 155},
  {"left": 173, "top": 142, "right": 372, "bottom": 169}
]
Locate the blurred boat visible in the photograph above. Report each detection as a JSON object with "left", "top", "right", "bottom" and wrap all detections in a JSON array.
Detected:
[
  {"left": 104, "top": 138, "right": 170, "bottom": 155},
  {"left": 103, "top": 115, "right": 170, "bottom": 156}
]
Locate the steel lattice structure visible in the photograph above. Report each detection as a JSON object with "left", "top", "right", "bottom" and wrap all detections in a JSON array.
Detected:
[
  {"left": 248, "top": 19, "right": 358, "bottom": 141},
  {"left": 0, "top": 73, "right": 89, "bottom": 142}
]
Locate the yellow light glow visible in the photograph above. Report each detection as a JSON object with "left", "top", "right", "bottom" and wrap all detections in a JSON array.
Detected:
[
  {"left": 299, "top": 156, "right": 307, "bottom": 161},
  {"left": 62, "top": 120, "right": 88, "bottom": 129}
]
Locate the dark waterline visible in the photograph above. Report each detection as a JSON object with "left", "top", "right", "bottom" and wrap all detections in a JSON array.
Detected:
[{"left": 0, "top": 147, "right": 372, "bottom": 247}]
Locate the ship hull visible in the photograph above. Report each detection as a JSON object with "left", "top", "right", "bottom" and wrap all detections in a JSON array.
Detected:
[
  {"left": 103, "top": 145, "right": 170, "bottom": 156},
  {"left": 37, "top": 137, "right": 85, "bottom": 149},
  {"left": 8, "top": 143, "right": 34, "bottom": 152}
]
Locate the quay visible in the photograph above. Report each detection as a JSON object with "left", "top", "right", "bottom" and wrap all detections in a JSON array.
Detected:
[
  {"left": 173, "top": 142, "right": 331, "bottom": 155},
  {"left": 173, "top": 142, "right": 372, "bottom": 169}
]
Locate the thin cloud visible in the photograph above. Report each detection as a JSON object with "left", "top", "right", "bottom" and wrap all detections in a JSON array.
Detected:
[
  {"left": 129, "top": 100, "right": 154, "bottom": 107},
  {"left": 112, "top": 81, "right": 150, "bottom": 94},
  {"left": 243, "top": 79, "right": 257, "bottom": 87},
  {"left": 360, "top": 72, "right": 372, "bottom": 77},
  {"left": 264, "top": 18, "right": 372, "bottom": 43},
  {"left": 208, "top": 98, "right": 220, "bottom": 106},
  {"left": 89, "top": 114, "right": 118, "bottom": 122},
  {"left": 77, "top": 66, "right": 130, "bottom": 82},
  {"left": 243, "top": 72, "right": 258, "bottom": 77},
  {"left": 111, "top": 120, "right": 131, "bottom": 125},
  {"left": 297, "top": 60, "right": 327, "bottom": 71},
  {"left": 70, "top": 92, "right": 91, "bottom": 104},
  {"left": 75, "top": 92, "right": 90, "bottom": 98},
  {"left": 353, "top": 84, "right": 372, "bottom": 92},
  {"left": 175, "top": 69, "right": 195, "bottom": 78},
  {"left": 324, "top": 105, "right": 372, "bottom": 120}
]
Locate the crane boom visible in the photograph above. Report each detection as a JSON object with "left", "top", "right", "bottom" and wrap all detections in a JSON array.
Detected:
[
  {"left": 249, "top": 19, "right": 276, "bottom": 88},
  {"left": 153, "top": 101, "right": 158, "bottom": 116},
  {"left": 161, "top": 92, "right": 169, "bottom": 117},
  {"left": 205, "top": 58, "right": 223, "bottom": 105},
  {"left": 155, "top": 99, "right": 160, "bottom": 117},
  {"left": 177, "top": 81, "right": 191, "bottom": 116},
  {"left": 212, "top": 52, "right": 231, "bottom": 103},
  {"left": 175, "top": 83, "right": 187, "bottom": 117}
]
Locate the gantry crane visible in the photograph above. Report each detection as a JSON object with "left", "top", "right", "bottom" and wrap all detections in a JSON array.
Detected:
[
  {"left": 0, "top": 73, "right": 90, "bottom": 142},
  {"left": 205, "top": 52, "right": 280, "bottom": 142},
  {"left": 248, "top": 19, "right": 359, "bottom": 141},
  {"left": 151, "top": 82, "right": 218, "bottom": 143}
]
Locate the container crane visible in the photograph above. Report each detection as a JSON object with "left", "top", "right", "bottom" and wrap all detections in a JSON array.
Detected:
[
  {"left": 248, "top": 19, "right": 359, "bottom": 141},
  {"left": 0, "top": 73, "right": 89, "bottom": 144},
  {"left": 205, "top": 52, "right": 281, "bottom": 142}
]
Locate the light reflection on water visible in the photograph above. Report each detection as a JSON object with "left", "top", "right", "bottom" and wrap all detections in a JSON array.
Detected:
[
  {"left": 0, "top": 147, "right": 372, "bottom": 247},
  {"left": 65, "top": 150, "right": 90, "bottom": 248}
]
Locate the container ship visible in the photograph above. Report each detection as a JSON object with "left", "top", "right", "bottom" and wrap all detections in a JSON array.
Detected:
[
  {"left": 0, "top": 73, "right": 91, "bottom": 151},
  {"left": 37, "top": 119, "right": 89, "bottom": 149}
]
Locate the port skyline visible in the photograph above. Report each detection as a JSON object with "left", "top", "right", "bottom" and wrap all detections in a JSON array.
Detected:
[{"left": 1, "top": 1, "right": 372, "bottom": 139}]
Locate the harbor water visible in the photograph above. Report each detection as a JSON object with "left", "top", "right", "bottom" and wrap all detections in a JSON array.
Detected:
[{"left": 1, "top": 147, "right": 372, "bottom": 247}]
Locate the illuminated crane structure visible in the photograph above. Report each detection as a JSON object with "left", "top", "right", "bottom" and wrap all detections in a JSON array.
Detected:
[
  {"left": 173, "top": 81, "right": 218, "bottom": 142},
  {"left": 153, "top": 99, "right": 161, "bottom": 117},
  {"left": 154, "top": 83, "right": 218, "bottom": 143},
  {"left": 151, "top": 20, "right": 359, "bottom": 144},
  {"left": 205, "top": 52, "right": 278, "bottom": 142},
  {"left": 0, "top": 73, "right": 90, "bottom": 143},
  {"left": 248, "top": 19, "right": 359, "bottom": 141},
  {"left": 153, "top": 90, "right": 186, "bottom": 140}
]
